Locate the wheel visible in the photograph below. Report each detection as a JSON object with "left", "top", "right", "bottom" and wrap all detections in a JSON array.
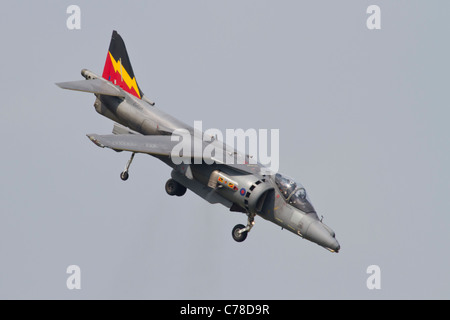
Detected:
[
  {"left": 165, "top": 179, "right": 179, "bottom": 196},
  {"left": 176, "top": 185, "right": 187, "bottom": 196},
  {"left": 120, "top": 171, "right": 129, "bottom": 181},
  {"left": 165, "top": 179, "right": 187, "bottom": 196},
  {"left": 232, "top": 224, "right": 248, "bottom": 242},
  {"left": 165, "top": 179, "right": 177, "bottom": 195}
]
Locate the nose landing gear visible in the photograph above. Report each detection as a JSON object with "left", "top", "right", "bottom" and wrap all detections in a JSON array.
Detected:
[{"left": 232, "top": 212, "right": 255, "bottom": 243}]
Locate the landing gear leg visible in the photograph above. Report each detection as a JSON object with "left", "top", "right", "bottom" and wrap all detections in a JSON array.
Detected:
[
  {"left": 120, "top": 152, "right": 135, "bottom": 181},
  {"left": 232, "top": 212, "right": 256, "bottom": 242}
]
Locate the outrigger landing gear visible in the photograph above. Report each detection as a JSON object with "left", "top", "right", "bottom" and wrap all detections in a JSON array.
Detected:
[
  {"left": 232, "top": 212, "right": 256, "bottom": 243},
  {"left": 120, "top": 152, "right": 135, "bottom": 181}
]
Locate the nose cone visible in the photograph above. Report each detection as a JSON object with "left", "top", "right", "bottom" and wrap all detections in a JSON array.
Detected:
[{"left": 305, "top": 221, "right": 340, "bottom": 253}]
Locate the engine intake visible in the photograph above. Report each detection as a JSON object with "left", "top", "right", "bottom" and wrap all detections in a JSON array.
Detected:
[{"left": 208, "top": 170, "right": 273, "bottom": 214}]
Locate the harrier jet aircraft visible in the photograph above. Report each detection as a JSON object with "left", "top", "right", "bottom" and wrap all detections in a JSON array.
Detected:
[{"left": 56, "top": 31, "right": 340, "bottom": 252}]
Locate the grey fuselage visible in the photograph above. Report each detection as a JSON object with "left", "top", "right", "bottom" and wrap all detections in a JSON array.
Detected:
[{"left": 83, "top": 69, "right": 340, "bottom": 253}]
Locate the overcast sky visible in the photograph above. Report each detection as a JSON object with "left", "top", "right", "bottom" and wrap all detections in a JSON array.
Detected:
[{"left": 0, "top": 1, "right": 449, "bottom": 299}]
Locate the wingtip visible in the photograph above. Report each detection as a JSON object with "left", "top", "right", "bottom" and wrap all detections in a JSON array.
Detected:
[{"left": 86, "top": 134, "right": 105, "bottom": 148}]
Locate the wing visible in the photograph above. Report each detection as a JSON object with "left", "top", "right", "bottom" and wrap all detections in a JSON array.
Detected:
[
  {"left": 87, "top": 134, "right": 180, "bottom": 157},
  {"left": 86, "top": 133, "right": 265, "bottom": 175}
]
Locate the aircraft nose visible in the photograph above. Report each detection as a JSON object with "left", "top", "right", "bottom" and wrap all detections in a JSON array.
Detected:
[{"left": 305, "top": 221, "right": 340, "bottom": 253}]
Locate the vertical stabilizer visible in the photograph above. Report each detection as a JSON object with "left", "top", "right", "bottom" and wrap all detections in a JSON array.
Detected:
[{"left": 102, "top": 30, "right": 144, "bottom": 99}]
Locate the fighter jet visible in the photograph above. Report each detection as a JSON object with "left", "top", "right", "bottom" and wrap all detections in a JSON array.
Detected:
[{"left": 56, "top": 31, "right": 340, "bottom": 253}]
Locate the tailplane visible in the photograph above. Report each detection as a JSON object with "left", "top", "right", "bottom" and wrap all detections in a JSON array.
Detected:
[{"left": 102, "top": 30, "right": 144, "bottom": 99}]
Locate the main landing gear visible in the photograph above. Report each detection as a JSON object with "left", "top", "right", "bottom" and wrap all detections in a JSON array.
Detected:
[
  {"left": 118, "top": 154, "right": 249, "bottom": 242},
  {"left": 232, "top": 212, "right": 256, "bottom": 243},
  {"left": 165, "top": 178, "right": 187, "bottom": 197},
  {"left": 118, "top": 153, "right": 187, "bottom": 197}
]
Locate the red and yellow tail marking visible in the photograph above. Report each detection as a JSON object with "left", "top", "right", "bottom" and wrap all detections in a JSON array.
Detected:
[{"left": 103, "top": 51, "right": 141, "bottom": 98}]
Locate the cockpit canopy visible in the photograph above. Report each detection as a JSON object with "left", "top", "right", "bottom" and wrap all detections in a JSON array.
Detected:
[{"left": 274, "top": 173, "right": 317, "bottom": 215}]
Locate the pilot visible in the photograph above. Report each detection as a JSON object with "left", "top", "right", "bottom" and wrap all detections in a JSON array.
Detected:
[
  {"left": 297, "top": 188, "right": 306, "bottom": 200},
  {"left": 285, "top": 181, "right": 296, "bottom": 196},
  {"left": 275, "top": 173, "right": 297, "bottom": 199}
]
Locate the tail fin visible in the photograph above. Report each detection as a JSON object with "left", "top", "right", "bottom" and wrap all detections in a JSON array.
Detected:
[{"left": 102, "top": 30, "right": 144, "bottom": 99}]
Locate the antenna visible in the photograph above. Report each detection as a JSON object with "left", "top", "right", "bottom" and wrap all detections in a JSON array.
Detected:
[{"left": 119, "top": 58, "right": 123, "bottom": 82}]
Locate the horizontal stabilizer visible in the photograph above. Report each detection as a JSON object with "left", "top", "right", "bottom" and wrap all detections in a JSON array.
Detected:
[{"left": 56, "top": 79, "right": 125, "bottom": 97}]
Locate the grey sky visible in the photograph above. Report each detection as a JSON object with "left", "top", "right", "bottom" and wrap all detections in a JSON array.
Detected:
[{"left": 0, "top": 1, "right": 449, "bottom": 299}]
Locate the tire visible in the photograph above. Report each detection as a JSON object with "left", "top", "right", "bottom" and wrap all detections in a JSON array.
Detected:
[
  {"left": 165, "top": 179, "right": 179, "bottom": 196},
  {"left": 176, "top": 185, "right": 187, "bottom": 196},
  {"left": 120, "top": 171, "right": 129, "bottom": 181},
  {"left": 165, "top": 179, "right": 187, "bottom": 196},
  {"left": 232, "top": 224, "right": 248, "bottom": 242}
]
